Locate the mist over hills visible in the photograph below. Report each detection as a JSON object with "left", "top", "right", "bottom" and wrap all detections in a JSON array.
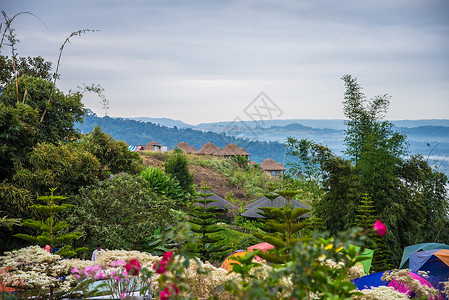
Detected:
[
  {"left": 78, "top": 116, "right": 449, "bottom": 171},
  {"left": 128, "top": 117, "right": 449, "bottom": 131}
]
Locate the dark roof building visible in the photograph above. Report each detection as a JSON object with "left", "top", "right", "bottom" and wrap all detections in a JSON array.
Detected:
[
  {"left": 242, "top": 195, "right": 309, "bottom": 219},
  {"left": 195, "top": 190, "right": 237, "bottom": 210}
]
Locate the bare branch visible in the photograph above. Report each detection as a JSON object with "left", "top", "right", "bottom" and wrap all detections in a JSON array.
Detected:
[{"left": 40, "top": 29, "right": 98, "bottom": 123}]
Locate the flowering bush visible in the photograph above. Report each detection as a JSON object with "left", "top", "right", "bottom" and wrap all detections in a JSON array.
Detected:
[
  {"left": 0, "top": 246, "right": 92, "bottom": 299},
  {"left": 382, "top": 269, "right": 441, "bottom": 299},
  {"left": 353, "top": 286, "right": 410, "bottom": 300}
]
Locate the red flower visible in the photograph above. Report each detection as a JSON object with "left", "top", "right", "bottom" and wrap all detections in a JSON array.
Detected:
[
  {"left": 125, "top": 259, "right": 141, "bottom": 276},
  {"left": 153, "top": 261, "right": 166, "bottom": 274},
  {"left": 373, "top": 219, "right": 387, "bottom": 236},
  {"left": 160, "top": 284, "right": 179, "bottom": 300},
  {"left": 153, "top": 251, "right": 174, "bottom": 274},
  {"left": 163, "top": 251, "right": 173, "bottom": 262}
]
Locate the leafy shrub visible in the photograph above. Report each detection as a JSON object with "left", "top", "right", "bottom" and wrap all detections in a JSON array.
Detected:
[{"left": 140, "top": 166, "right": 190, "bottom": 207}]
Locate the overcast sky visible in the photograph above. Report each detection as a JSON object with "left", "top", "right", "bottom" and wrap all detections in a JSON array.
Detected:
[{"left": 3, "top": 0, "right": 449, "bottom": 124}]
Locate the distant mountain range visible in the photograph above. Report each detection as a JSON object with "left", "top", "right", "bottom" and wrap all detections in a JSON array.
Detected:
[
  {"left": 128, "top": 117, "right": 449, "bottom": 131},
  {"left": 77, "top": 116, "right": 449, "bottom": 171}
]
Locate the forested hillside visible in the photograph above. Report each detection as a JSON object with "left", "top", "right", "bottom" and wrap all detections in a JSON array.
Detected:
[{"left": 76, "top": 115, "right": 287, "bottom": 164}]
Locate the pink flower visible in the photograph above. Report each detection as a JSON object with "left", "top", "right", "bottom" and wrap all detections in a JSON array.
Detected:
[
  {"left": 110, "top": 259, "right": 125, "bottom": 267},
  {"left": 121, "top": 291, "right": 126, "bottom": 299},
  {"left": 111, "top": 271, "right": 121, "bottom": 281},
  {"left": 160, "top": 284, "right": 179, "bottom": 300},
  {"left": 162, "top": 251, "right": 173, "bottom": 262},
  {"left": 373, "top": 219, "right": 387, "bottom": 236},
  {"left": 160, "top": 290, "right": 170, "bottom": 300},
  {"left": 44, "top": 245, "right": 51, "bottom": 252},
  {"left": 94, "top": 271, "right": 105, "bottom": 280},
  {"left": 84, "top": 266, "right": 93, "bottom": 276},
  {"left": 71, "top": 267, "right": 79, "bottom": 274},
  {"left": 125, "top": 259, "right": 141, "bottom": 276}
]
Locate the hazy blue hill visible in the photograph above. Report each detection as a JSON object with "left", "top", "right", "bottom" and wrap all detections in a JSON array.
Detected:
[
  {"left": 395, "top": 126, "right": 449, "bottom": 141},
  {"left": 76, "top": 115, "right": 286, "bottom": 164},
  {"left": 126, "top": 117, "right": 193, "bottom": 128},
  {"left": 76, "top": 116, "right": 449, "bottom": 171},
  {"left": 391, "top": 119, "right": 449, "bottom": 128},
  {"left": 195, "top": 119, "right": 347, "bottom": 130}
]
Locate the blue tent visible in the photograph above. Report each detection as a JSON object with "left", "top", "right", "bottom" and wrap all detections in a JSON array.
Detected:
[
  {"left": 399, "top": 243, "right": 449, "bottom": 269},
  {"left": 409, "top": 249, "right": 449, "bottom": 291},
  {"left": 352, "top": 272, "right": 389, "bottom": 290}
]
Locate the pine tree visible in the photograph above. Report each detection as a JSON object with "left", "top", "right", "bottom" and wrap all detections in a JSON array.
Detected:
[
  {"left": 14, "top": 188, "right": 87, "bottom": 257},
  {"left": 186, "top": 184, "right": 231, "bottom": 263},
  {"left": 254, "top": 188, "right": 310, "bottom": 264},
  {"left": 353, "top": 193, "right": 392, "bottom": 271}
]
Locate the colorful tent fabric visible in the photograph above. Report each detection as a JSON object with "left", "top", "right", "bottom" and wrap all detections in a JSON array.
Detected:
[
  {"left": 409, "top": 249, "right": 449, "bottom": 285},
  {"left": 352, "top": 272, "right": 389, "bottom": 290},
  {"left": 344, "top": 245, "right": 374, "bottom": 274},
  {"left": 220, "top": 250, "right": 251, "bottom": 272},
  {"left": 400, "top": 243, "right": 449, "bottom": 269},
  {"left": 352, "top": 271, "right": 442, "bottom": 299},
  {"left": 247, "top": 242, "right": 274, "bottom": 252},
  {"left": 387, "top": 272, "right": 442, "bottom": 299},
  {"left": 220, "top": 250, "right": 264, "bottom": 272}
]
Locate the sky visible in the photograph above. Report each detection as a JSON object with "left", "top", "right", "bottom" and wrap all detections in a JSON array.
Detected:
[{"left": 2, "top": 0, "right": 449, "bottom": 124}]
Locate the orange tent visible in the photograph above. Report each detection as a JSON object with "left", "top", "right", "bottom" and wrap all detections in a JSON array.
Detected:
[
  {"left": 247, "top": 242, "right": 274, "bottom": 253},
  {"left": 220, "top": 250, "right": 262, "bottom": 271}
]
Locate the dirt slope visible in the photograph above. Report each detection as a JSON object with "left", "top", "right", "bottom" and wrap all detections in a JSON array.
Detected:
[{"left": 140, "top": 154, "right": 247, "bottom": 201}]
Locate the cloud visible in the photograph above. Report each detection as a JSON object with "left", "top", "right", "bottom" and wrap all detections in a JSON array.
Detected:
[{"left": 2, "top": 0, "right": 448, "bottom": 122}]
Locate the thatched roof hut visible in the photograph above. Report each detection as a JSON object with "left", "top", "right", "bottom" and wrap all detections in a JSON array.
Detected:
[
  {"left": 241, "top": 196, "right": 309, "bottom": 219},
  {"left": 195, "top": 190, "right": 237, "bottom": 210},
  {"left": 145, "top": 141, "right": 162, "bottom": 151},
  {"left": 260, "top": 158, "right": 285, "bottom": 171},
  {"left": 175, "top": 142, "right": 197, "bottom": 154},
  {"left": 196, "top": 143, "right": 222, "bottom": 155},
  {"left": 221, "top": 143, "right": 250, "bottom": 157}
]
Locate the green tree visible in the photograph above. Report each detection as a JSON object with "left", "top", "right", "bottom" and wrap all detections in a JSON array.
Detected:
[
  {"left": 140, "top": 166, "right": 189, "bottom": 207},
  {"left": 14, "top": 188, "right": 87, "bottom": 257},
  {"left": 353, "top": 193, "right": 391, "bottom": 271},
  {"left": 12, "top": 142, "right": 105, "bottom": 196},
  {"left": 163, "top": 150, "right": 195, "bottom": 195},
  {"left": 0, "top": 102, "right": 39, "bottom": 180},
  {"left": 79, "top": 126, "right": 144, "bottom": 175},
  {"left": 186, "top": 184, "right": 231, "bottom": 263},
  {"left": 66, "top": 174, "right": 176, "bottom": 252},
  {"left": 286, "top": 76, "right": 449, "bottom": 266},
  {"left": 1, "top": 75, "right": 84, "bottom": 144},
  {"left": 253, "top": 189, "right": 310, "bottom": 264},
  {"left": 0, "top": 55, "right": 54, "bottom": 84}
]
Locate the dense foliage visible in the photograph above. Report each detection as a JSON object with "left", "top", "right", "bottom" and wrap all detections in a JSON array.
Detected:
[
  {"left": 286, "top": 76, "right": 449, "bottom": 266},
  {"left": 76, "top": 115, "right": 286, "bottom": 164},
  {"left": 163, "top": 150, "right": 195, "bottom": 195},
  {"left": 186, "top": 185, "right": 231, "bottom": 263},
  {"left": 65, "top": 174, "right": 177, "bottom": 254}
]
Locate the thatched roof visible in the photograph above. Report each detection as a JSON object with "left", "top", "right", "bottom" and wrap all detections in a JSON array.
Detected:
[
  {"left": 197, "top": 143, "right": 222, "bottom": 155},
  {"left": 145, "top": 141, "right": 161, "bottom": 150},
  {"left": 260, "top": 158, "right": 285, "bottom": 171},
  {"left": 175, "top": 142, "right": 197, "bottom": 154},
  {"left": 221, "top": 143, "right": 250, "bottom": 156},
  {"left": 241, "top": 196, "right": 309, "bottom": 219},
  {"left": 195, "top": 190, "right": 237, "bottom": 210}
]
